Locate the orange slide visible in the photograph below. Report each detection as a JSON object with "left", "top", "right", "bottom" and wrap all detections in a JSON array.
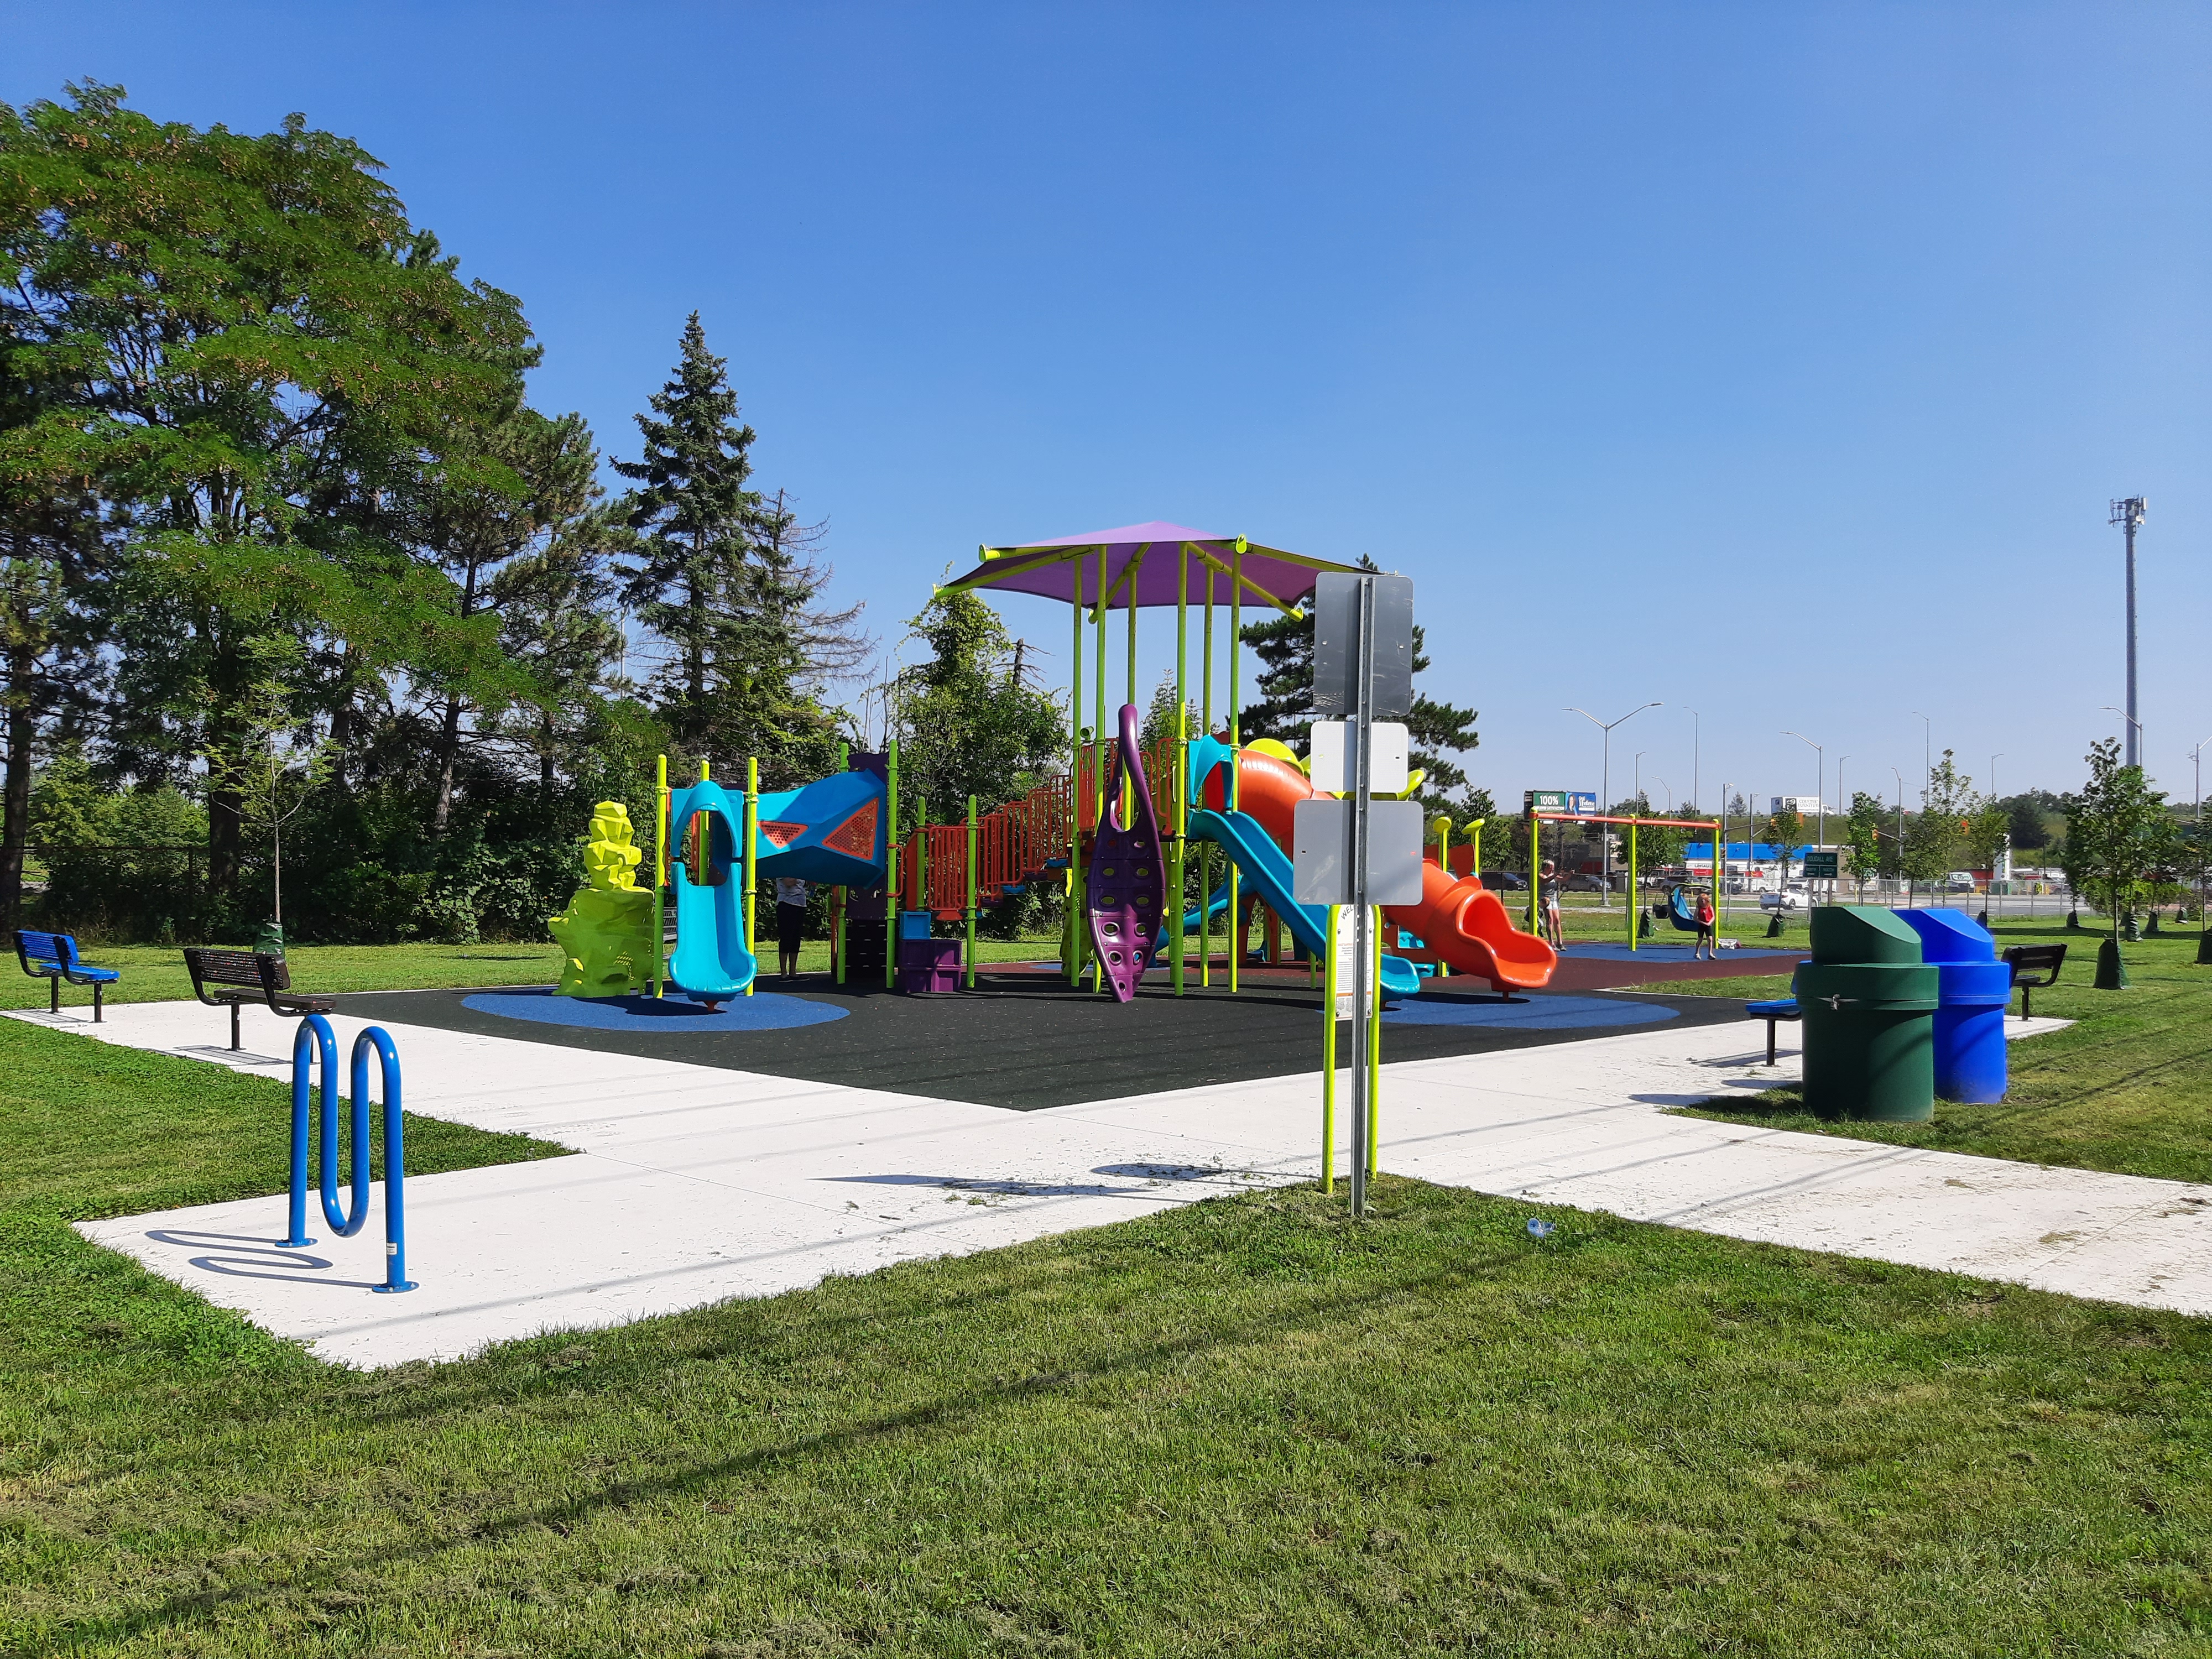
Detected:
[{"left": 1203, "top": 748, "right": 1558, "bottom": 994}]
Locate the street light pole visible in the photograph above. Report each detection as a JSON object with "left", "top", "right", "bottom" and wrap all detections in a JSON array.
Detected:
[
  {"left": 1989, "top": 753, "right": 2004, "bottom": 922},
  {"left": 1891, "top": 764, "right": 1907, "bottom": 906},
  {"left": 2111, "top": 497, "right": 2147, "bottom": 768},
  {"left": 1783, "top": 730, "right": 1825, "bottom": 849},
  {"left": 2103, "top": 707, "right": 2144, "bottom": 758},
  {"left": 2193, "top": 735, "right": 2212, "bottom": 923},
  {"left": 1911, "top": 711, "right": 1932, "bottom": 801},
  {"left": 1567, "top": 702, "right": 1660, "bottom": 910},
  {"left": 1718, "top": 781, "right": 1733, "bottom": 921},
  {"left": 1684, "top": 707, "right": 1701, "bottom": 813}
]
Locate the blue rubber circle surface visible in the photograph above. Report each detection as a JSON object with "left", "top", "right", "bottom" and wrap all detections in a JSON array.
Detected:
[
  {"left": 461, "top": 987, "right": 848, "bottom": 1032},
  {"left": 1378, "top": 993, "right": 1678, "bottom": 1031}
]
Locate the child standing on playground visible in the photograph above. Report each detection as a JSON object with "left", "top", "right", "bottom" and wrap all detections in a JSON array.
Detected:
[
  {"left": 1693, "top": 887, "right": 1718, "bottom": 959},
  {"left": 775, "top": 877, "right": 809, "bottom": 981},
  {"left": 1539, "top": 859, "right": 1564, "bottom": 948}
]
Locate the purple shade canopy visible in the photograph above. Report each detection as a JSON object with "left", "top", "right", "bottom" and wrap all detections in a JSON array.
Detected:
[{"left": 938, "top": 520, "right": 1359, "bottom": 612}]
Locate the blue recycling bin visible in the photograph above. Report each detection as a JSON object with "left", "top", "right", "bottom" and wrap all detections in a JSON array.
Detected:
[{"left": 1893, "top": 909, "right": 2010, "bottom": 1103}]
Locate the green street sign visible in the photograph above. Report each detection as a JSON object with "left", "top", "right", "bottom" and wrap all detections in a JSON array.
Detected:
[
  {"left": 1525, "top": 789, "right": 1569, "bottom": 811},
  {"left": 1802, "top": 851, "right": 1840, "bottom": 880}
]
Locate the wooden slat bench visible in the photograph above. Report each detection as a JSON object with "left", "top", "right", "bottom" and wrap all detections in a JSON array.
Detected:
[
  {"left": 181, "top": 948, "right": 334, "bottom": 1050},
  {"left": 14, "top": 931, "right": 121, "bottom": 1021}
]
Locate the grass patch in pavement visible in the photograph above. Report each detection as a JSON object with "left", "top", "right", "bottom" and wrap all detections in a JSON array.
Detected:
[
  {"left": 1646, "top": 920, "right": 2212, "bottom": 1186},
  {"left": 3, "top": 1018, "right": 2209, "bottom": 1653},
  {"left": 0, "top": 1019, "right": 567, "bottom": 1222}
]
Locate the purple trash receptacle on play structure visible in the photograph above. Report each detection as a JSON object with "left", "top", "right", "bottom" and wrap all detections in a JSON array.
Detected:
[{"left": 1087, "top": 703, "right": 1167, "bottom": 1003}]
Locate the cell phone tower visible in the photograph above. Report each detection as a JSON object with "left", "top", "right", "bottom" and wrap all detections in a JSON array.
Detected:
[{"left": 2110, "top": 497, "right": 2147, "bottom": 768}]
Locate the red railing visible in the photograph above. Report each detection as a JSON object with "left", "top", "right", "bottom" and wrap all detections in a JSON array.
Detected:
[
  {"left": 895, "top": 732, "right": 1198, "bottom": 919},
  {"left": 900, "top": 773, "right": 1077, "bottom": 918}
]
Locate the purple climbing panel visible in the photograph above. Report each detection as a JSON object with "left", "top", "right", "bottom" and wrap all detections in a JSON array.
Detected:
[{"left": 1087, "top": 703, "right": 1167, "bottom": 1003}]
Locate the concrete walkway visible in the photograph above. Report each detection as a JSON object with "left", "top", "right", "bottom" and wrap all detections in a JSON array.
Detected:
[{"left": 13, "top": 997, "right": 2208, "bottom": 1368}]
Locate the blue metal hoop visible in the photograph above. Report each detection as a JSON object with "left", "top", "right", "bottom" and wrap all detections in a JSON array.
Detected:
[{"left": 280, "top": 1014, "right": 415, "bottom": 1293}]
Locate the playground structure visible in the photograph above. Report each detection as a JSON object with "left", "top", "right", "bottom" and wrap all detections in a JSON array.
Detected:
[
  {"left": 542, "top": 523, "right": 1565, "bottom": 1007},
  {"left": 281, "top": 1013, "right": 414, "bottom": 1293},
  {"left": 1522, "top": 805, "right": 1725, "bottom": 952}
]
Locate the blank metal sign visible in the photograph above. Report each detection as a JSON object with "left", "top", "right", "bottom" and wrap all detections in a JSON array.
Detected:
[
  {"left": 1291, "top": 798, "right": 1426, "bottom": 906},
  {"left": 1310, "top": 572, "right": 1414, "bottom": 720}
]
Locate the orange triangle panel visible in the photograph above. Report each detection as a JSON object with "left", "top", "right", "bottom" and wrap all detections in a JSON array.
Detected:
[
  {"left": 822, "top": 799, "right": 879, "bottom": 860},
  {"left": 758, "top": 819, "right": 806, "bottom": 849}
]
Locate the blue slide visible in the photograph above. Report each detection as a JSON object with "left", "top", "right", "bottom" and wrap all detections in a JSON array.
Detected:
[
  {"left": 665, "top": 778, "right": 756, "bottom": 1005},
  {"left": 1187, "top": 807, "right": 1422, "bottom": 998}
]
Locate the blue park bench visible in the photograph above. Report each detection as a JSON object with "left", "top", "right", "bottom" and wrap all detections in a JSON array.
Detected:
[
  {"left": 15, "top": 930, "right": 121, "bottom": 1021},
  {"left": 182, "top": 948, "right": 334, "bottom": 1050},
  {"left": 1745, "top": 997, "right": 1801, "bottom": 1065}
]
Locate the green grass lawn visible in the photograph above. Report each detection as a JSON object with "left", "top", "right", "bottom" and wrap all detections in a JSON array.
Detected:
[
  {"left": 4, "top": 1018, "right": 2210, "bottom": 1653},
  {"left": 1637, "top": 920, "right": 2212, "bottom": 1187},
  {"left": 0, "top": 941, "right": 573, "bottom": 1013}
]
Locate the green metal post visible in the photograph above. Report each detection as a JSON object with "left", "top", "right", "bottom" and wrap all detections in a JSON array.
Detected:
[
  {"left": 1069, "top": 588, "right": 1084, "bottom": 988},
  {"left": 916, "top": 796, "right": 928, "bottom": 932},
  {"left": 1528, "top": 809, "right": 1540, "bottom": 936},
  {"left": 744, "top": 757, "right": 758, "bottom": 995},
  {"left": 1227, "top": 546, "right": 1241, "bottom": 995},
  {"left": 885, "top": 740, "right": 899, "bottom": 990},
  {"left": 1627, "top": 820, "right": 1638, "bottom": 952},
  {"left": 1124, "top": 573, "right": 1138, "bottom": 839},
  {"left": 1093, "top": 545, "right": 1107, "bottom": 993},
  {"left": 1172, "top": 547, "right": 1188, "bottom": 994},
  {"left": 966, "top": 795, "right": 978, "bottom": 990},
  {"left": 1199, "top": 571, "right": 1214, "bottom": 988},
  {"left": 654, "top": 754, "right": 667, "bottom": 999},
  {"left": 834, "top": 740, "right": 848, "bottom": 984},
  {"left": 1322, "top": 904, "right": 1337, "bottom": 1193},
  {"left": 1367, "top": 928, "right": 1382, "bottom": 1180}
]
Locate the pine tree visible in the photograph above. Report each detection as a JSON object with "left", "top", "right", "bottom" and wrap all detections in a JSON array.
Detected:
[
  {"left": 615, "top": 314, "right": 760, "bottom": 729},
  {"left": 1237, "top": 559, "right": 1481, "bottom": 816},
  {"left": 615, "top": 319, "right": 862, "bottom": 784}
]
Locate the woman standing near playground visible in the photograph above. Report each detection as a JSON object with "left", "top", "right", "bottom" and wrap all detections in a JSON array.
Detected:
[
  {"left": 1538, "top": 859, "right": 1564, "bottom": 948},
  {"left": 1692, "top": 886, "right": 1719, "bottom": 959},
  {"left": 775, "top": 877, "right": 809, "bottom": 981}
]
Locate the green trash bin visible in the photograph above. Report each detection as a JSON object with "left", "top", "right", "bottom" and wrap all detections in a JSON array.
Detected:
[{"left": 1797, "top": 907, "right": 1938, "bottom": 1122}]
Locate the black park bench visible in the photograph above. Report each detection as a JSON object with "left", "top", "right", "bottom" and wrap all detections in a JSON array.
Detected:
[
  {"left": 182, "top": 948, "right": 334, "bottom": 1050},
  {"left": 15, "top": 931, "right": 121, "bottom": 1021},
  {"left": 2001, "top": 943, "right": 2067, "bottom": 1020}
]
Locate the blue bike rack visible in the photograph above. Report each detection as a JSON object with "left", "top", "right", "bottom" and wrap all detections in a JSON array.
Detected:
[{"left": 280, "top": 1013, "right": 416, "bottom": 1293}]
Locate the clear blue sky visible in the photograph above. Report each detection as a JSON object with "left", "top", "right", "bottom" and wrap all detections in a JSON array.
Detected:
[{"left": 9, "top": 3, "right": 2208, "bottom": 817}]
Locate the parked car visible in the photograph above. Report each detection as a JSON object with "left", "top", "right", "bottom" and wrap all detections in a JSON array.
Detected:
[
  {"left": 1760, "top": 889, "right": 1807, "bottom": 913},
  {"left": 1565, "top": 873, "right": 1611, "bottom": 892},
  {"left": 1945, "top": 871, "right": 1978, "bottom": 893},
  {"left": 1478, "top": 870, "right": 1528, "bottom": 891}
]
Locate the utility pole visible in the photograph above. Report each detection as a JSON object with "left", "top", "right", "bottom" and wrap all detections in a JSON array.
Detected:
[
  {"left": 2111, "top": 498, "right": 2147, "bottom": 768},
  {"left": 1911, "top": 711, "right": 1932, "bottom": 801}
]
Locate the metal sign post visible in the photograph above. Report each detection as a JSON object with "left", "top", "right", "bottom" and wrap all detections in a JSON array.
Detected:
[{"left": 1297, "top": 570, "right": 1417, "bottom": 1218}]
